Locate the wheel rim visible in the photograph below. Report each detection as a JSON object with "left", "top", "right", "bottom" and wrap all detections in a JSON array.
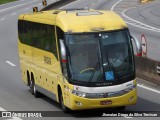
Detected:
[
  {"left": 29, "top": 80, "right": 34, "bottom": 94},
  {"left": 30, "top": 80, "right": 32, "bottom": 88},
  {"left": 33, "top": 84, "right": 36, "bottom": 94}
]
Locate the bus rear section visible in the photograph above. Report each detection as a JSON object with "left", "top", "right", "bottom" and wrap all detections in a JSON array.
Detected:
[{"left": 18, "top": 9, "right": 142, "bottom": 112}]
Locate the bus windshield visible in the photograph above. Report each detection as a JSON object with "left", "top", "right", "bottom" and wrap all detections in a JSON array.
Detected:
[
  {"left": 65, "top": 30, "right": 135, "bottom": 85},
  {"left": 101, "top": 30, "right": 134, "bottom": 81},
  {"left": 66, "top": 34, "right": 102, "bottom": 82}
]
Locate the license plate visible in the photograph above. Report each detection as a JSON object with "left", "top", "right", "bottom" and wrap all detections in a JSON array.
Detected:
[{"left": 100, "top": 100, "right": 112, "bottom": 105}]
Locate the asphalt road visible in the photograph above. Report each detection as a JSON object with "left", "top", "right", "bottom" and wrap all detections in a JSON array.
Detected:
[
  {"left": 0, "top": 0, "right": 160, "bottom": 120},
  {"left": 112, "top": 0, "right": 160, "bottom": 61}
]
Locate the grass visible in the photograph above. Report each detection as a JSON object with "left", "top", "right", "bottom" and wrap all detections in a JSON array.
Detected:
[{"left": 0, "top": 0, "right": 17, "bottom": 4}]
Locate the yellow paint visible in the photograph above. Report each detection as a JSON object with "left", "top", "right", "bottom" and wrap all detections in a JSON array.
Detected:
[
  {"left": 18, "top": 9, "right": 137, "bottom": 110},
  {"left": 69, "top": 88, "right": 137, "bottom": 110},
  {"left": 19, "top": 9, "right": 127, "bottom": 32},
  {"left": 140, "top": 0, "right": 152, "bottom": 3}
]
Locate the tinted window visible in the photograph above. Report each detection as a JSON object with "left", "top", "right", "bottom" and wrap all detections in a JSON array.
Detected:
[{"left": 18, "top": 20, "right": 58, "bottom": 59}]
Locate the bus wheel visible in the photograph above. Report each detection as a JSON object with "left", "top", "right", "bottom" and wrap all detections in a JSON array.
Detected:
[
  {"left": 29, "top": 80, "right": 34, "bottom": 95},
  {"left": 30, "top": 76, "right": 40, "bottom": 98},
  {"left": 33, "top": 82, "right": 38, "bottom": 98},
  {"left": 33, "top": 81, "right": 41, "bottom": 98},
  {"left": 59, "top": 90, "right": 70, "bottom": 113},
  {"left": 117, "top": 106, "right": 126, "bottom": 110}
]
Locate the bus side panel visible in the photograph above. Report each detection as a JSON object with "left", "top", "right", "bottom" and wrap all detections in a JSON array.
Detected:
[
  {"left": 32, "top": 47, "right": 61, "bottom": 101},
  {"left": 18, "top": 40, "right": 33, "bottom": 85}
]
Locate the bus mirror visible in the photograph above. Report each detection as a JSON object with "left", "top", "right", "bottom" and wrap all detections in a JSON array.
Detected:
[
  {"left": 131, "top": 36, "right": 142, "bottom": 57},
  {"left": 60, "top": 39, "right": 67, "bottom": 63}
]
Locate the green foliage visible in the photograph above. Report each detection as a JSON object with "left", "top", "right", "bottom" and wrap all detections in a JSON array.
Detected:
[{"left": 0, "top": 0, "right": 17, "bottom": 4}]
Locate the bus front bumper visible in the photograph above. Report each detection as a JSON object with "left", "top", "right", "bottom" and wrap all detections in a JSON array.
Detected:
[{"left": 68, "top": 88, "right": 137, "bottom": 110}]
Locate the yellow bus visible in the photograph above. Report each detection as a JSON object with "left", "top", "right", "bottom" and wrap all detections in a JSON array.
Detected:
[{"left": 18, "top": 9, "right": 142, "bottom": 112}]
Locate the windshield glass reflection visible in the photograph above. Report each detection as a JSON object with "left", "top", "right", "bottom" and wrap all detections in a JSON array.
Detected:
[
  {"left": 66, "top": 34, "right": 102, "bottom": 82},
  {"left": 66, "top": 30, "right": 134, "bottom": 83}
]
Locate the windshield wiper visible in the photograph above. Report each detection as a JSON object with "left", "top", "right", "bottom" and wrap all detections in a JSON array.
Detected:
[
  {"left": 88, "top": 61, "right": 100, "bottom": 83},
  {"left": 88, "top": 51, "right": 102, "bottom": 83}
]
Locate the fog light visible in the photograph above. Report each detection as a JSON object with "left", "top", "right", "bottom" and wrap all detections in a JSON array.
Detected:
[
  {"left": 128, "top": 96, "right": 134, "bottom": 102},
  {"left": 75, "top": 101, "right": 82, "bottom": 106}
]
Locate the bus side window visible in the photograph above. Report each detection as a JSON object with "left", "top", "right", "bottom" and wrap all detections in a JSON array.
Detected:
[
  {"left": 18, "top": 20, "right": 31, "bottom": 46},
  {"left": 31, "top": 22, "right": 42, "bottom": 48},
  {"left": 49, "top": 25, "right": 57, "bottom": 59},
  {"left": 56, "top": 27, "right": 64, "bottom": 40},
  {"left": 43, "top": 26, "right": 50, "bottom": 51},
  {"left": 43, "top": 25, "right": 53, "bottom": 52},
  {"left": 41, "top": 25, "right": 58, "bottom": 59},
  {"left": 18, "top": 20, "right": 27, "bottom": 44},
  {"left": 19, "top": 21, "right": 58, "bottom": 59},
  {"left": 18, "top": 20, "right": 24, "bottom": 43}
]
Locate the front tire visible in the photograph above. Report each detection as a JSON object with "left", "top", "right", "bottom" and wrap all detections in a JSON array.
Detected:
[{"left": 59, "top": 90, "right": 70, "bottom": 113}]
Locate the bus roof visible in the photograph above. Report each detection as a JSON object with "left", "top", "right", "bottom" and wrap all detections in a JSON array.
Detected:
[{"left": 19, "top": 9, "right": 127, "bottom": 33}]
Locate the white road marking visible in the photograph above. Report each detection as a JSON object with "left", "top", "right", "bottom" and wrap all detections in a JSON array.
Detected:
[
  {"left": 11, "top": 13, "right": 16, "bottom": 15},
  {"left": 111, "top": 0, "right": 160, "bottom": 32},
  {"left": 138, "top": 84, "right": 160, "bottom": 94},
  {"left": 125, "top": 20, "right": 160, "bottom": 32},
  {"left": 0, "top": 107, "right": 23, "bottom": 120},
  {"left": 111, "top": 0, "right": 123, "bottom": 11},
  {"left": 122, "top": 8, "right": 160, "bottom": 32},
  {"left": 0, "top": 1, "right": 34, "bottom": 13},
  {"left": 0, "top": 18, "right": 6, "bottom": 21},
  {"left": 0, "top": 107, "right": 6, "bottom": 111},
  {"left": 6, "top": 61, "right": 16, "bottom": 67},
  {"left": 60, "top": 0, "right": 82, "bottom": 9}
]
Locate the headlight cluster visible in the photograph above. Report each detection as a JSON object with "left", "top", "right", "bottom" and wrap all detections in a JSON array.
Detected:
[{"left": 69, "top": 89, "right": 87, "bottom": 98}]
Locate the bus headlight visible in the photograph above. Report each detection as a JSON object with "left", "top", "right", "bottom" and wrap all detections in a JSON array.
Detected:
[{"left": 69, "top": 89, "right": 86, "bottom": 98}]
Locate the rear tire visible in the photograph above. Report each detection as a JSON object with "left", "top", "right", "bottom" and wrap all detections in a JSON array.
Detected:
[
  {"left": 33, "top": 82, "right": 41, "bottom": 98},
  {"left": 30, "top": 75, "right": 40, "bottom": 98},
  {"left": 29, "top": 79, "right": 34, "bottom": 95}
]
